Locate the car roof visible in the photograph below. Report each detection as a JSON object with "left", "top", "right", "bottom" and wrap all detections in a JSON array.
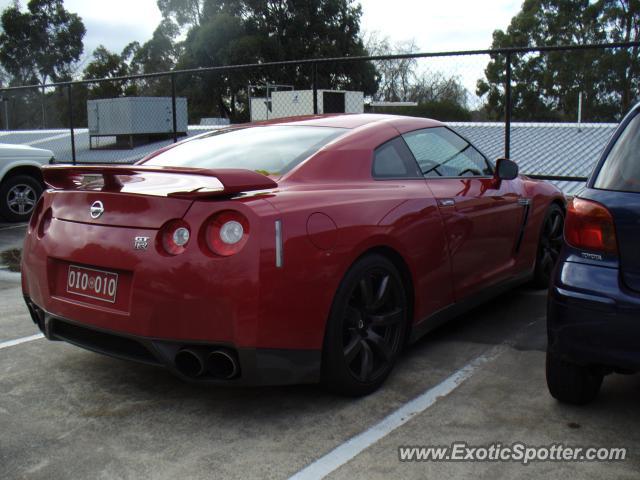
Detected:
[{"left": 249, "top": 113, "right": 444, "bottom": 130}]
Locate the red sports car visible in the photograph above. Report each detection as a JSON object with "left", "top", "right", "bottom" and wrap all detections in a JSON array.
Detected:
[{"left": 21, "top": 114, "right": 565, "bottom": 395}]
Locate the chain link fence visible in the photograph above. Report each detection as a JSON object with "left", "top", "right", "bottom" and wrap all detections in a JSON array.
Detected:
[{"left": 0, "top": 42, "right": 638, "bottom": 194}]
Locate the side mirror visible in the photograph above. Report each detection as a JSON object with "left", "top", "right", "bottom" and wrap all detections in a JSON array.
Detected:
[{"left": 495, "top": 157, "right": 519, "bottom": 181}]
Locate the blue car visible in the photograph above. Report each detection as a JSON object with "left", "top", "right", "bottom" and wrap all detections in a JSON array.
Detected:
[{"left": 547, "top": 104, "right": 640, "bottom": 404}]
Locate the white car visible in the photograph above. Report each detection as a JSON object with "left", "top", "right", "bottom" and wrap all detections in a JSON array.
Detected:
[{"left": 0, "top": 143, "right": 54, "bottom": 222}]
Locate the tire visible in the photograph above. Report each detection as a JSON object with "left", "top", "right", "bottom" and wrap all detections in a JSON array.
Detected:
[
  {"left": 532, "top": 203, "right": 564, "bottom": 289},
  {"left": 323, "top": 254, "right": 408, "bottom": 396},
  {"left": 0, "top": 174, "right": 43, "bottom": 222},
  {"left": 546, "top": 350, "right": 603, "bottom": 405}
]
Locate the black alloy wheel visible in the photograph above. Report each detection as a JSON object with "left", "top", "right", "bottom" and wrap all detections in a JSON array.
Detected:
[
  {"left": 324, "top": 254, "right": 407, "bottom": 396},
  {"left": 533, "top": 203, "right": 565, "bottom": 288}
]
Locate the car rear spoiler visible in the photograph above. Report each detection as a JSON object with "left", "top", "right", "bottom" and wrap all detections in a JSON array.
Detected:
[{"left": 41, "top": 165, "right": 278, "bottom": 198}]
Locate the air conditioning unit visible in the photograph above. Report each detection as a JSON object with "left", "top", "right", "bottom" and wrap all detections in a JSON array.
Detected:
[{"left": 87, "top": 97, "right": 188, "bottom": 149}]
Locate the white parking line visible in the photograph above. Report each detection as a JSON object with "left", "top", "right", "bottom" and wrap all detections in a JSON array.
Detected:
[
  {"left": 0, "top": 223, "right": 28, "bottom": 230},
  {"left": 289, "top": 345, "right": 505, "bottom": 480},
  {"left": 0, "top": 333, "right": 44, "bottom": 350}
]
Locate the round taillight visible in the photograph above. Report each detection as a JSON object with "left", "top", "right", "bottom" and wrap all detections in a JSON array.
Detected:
[
  {"left": 220, "top": 220, "right": 244, "bottom": 244},
  {"left": 159, "top": 220, "right": 191, "bottom": 255},
  {"left": 204, "top": 211, "right": 249, "bottom": 256},
  {"left": 173, "top": 227, "right": 190, "bottom": 246}
]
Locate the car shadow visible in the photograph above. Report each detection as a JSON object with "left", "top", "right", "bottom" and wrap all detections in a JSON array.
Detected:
[
  {"left": 409, "top": 285, "right": 548, "bottom": 352},
  {"left": 53, "top": 285, "right": 547, "bottom": 405}
]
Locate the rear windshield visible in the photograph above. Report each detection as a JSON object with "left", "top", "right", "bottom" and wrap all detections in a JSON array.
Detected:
[
  {"left": 144, "top": 125, "right": 345, "bottom": 175},
  {"left": 594, "top": 113, "right": 640, "bottom": 193}
]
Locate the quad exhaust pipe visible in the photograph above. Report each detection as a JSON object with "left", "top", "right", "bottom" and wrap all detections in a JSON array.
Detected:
[
  {"left": 174, "top": 348, "right": 208, "bottom": 378},
  {"left": 174, "top": 347, "right": 239, "bottom": 379},
  {"left": 207, "top": 350, "right": 239, "bottom": 379}
]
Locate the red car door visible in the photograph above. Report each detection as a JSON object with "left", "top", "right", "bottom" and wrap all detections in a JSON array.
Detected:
[{"left": 401, "top": 127, "right": 523, "bottom": 299}]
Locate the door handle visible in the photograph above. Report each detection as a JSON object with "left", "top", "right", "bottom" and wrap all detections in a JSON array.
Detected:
[{"left": 438, "top": 198, "right": 455, "bottom": 207}]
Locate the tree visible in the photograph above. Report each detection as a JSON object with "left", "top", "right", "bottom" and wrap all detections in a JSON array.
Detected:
[
  {"left": 174, "top": 0, "right": 378, "bottom": 121},
  {"left": 132, "top": 19, "right": 182, "bottom": 76},
  {"left": 83, "top": 44, "right": 140, "bottom": 98},
  {"left": 122, "top": 19, "right": 184, "bottom": 97},
  {"left": 369, "top": 71, "right": 472, "bottom": 121},
  {"left": 365, "top": 34, "right": 419, "bottom": 102},
  {"left": 157, "top": 0, "right": 205, "bottom": 29},
  {"left": 411, "top": 72, "right": 469, "bottom": 106},
  {"left": 477, "top": 0, "right": 640, "bottom": 122},
  {"left": 363, "top": 33, "right": 472, "bottom": 120},
  {"left": 0, "top": 0, "right": 86, "bottom": 86},
  {"left": 600, "top": 0, "right": 640, "bottom": 114},
  {"left": 176, "top": 12, "right": 252, "bottom": 120},
  {"left": 84, "top": 46, "right": 134, "bottom": 81},
  {"left": 0, "top": 1, "right": 85, "bottom": 129}
]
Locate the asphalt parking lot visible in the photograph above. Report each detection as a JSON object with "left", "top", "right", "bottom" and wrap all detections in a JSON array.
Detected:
[
  {"left": 0, "top": 222, "right": 26, "bottom": 252},
  {"left": 1, "top": 226, "right": 639, "bottom": 479}
]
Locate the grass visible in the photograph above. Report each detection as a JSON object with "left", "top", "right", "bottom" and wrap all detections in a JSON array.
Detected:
[{"left": 1, "top": 248, "right": 21, "bottom": 272}]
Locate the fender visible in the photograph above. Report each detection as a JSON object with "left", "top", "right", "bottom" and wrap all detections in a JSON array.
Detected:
[{"left": 0, "top": 159, "right": 49, "bottom": 183}]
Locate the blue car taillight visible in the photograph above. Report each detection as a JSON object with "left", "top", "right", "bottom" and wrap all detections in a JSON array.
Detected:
[{"left": 565, "top": 198, "right": 618, "bottom": 255}]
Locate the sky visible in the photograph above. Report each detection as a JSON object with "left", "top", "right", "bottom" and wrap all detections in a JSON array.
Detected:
[
  {"left": 0, "top": 0, "right": 522, "bottom": 57},
  {"left": 361, "top": 0, "right": 521, "bottom": 52},
  {"left": 0, "top": 0, "right": 523, "bottom": 95}
]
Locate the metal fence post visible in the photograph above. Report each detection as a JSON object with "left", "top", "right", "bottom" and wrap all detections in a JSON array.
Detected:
[
  {"left": 312, "top": 63, "right": 318, "bottom": 115},
  {"left": 171, "top": 73, "right": 178, "bottom": 143},
  {"left": 266, "top": 83, "right": 270, "bottom": 120},
  {"left": 3, "top": 98, "right": 8, "bottom": 131},
  {"left": 41, "top": 85, "right": 46, "bottom": 129},
  {"left": 67, "top": 83, "right": 76, "bottom": 165},
  {"left": 1, "top": 93, "right": 8, "bottom": 131},
  {"left": 504, "top": 52, "right": 512, "bottom": 159}
]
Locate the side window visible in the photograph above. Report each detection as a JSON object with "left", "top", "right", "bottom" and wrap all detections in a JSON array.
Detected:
[
  {"left": 372, "top": 137, "right": 421, "bottom": 179},
  {"left": 594, "top": 112, "right": 640, "bottom": 193},
  {"left": 402, "top": 127, "right": 493, "bottom": 178}
]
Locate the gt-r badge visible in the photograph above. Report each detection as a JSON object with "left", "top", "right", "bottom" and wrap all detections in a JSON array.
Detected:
[
  {"left": 133, "top": 236, "right": 150, "bottom": 250},
  {"left": 90, "top": 200, "right": 104, "bottom": 219}
]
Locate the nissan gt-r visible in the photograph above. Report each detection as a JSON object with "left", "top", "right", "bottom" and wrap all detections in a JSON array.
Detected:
[{"left": 22, "top": 114, "right": 565, "bottom": 396}]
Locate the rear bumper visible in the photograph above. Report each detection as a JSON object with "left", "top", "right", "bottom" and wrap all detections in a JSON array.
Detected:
[
  {"left": 22, "top": 205, "right": 333, "bottom": 351},
  {"left": 548, "top": 260, "right": 640, "bottom": 372},
  {"left": 25, "top": 296, "right": 321, "bottom": 386}
]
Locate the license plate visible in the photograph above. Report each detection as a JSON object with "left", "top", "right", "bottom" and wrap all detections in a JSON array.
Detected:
[{"left": 66, "top": 265, "right": 118, "bottom": 303}]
